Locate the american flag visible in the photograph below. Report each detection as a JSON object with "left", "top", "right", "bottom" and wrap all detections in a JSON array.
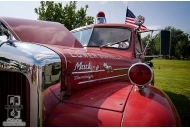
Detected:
[{"left": 125, "top": 8, "right": 147, "bottom": 30}]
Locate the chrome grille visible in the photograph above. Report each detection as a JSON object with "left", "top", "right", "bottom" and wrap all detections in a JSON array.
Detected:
[{"left": 0, "top": 71, "right": 30, "bottom": 126}]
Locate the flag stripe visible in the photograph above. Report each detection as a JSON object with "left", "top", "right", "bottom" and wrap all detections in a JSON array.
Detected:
[
  {"left": 125, "top": 8, "right": 147, "bottom": 31},
  {"left": 125, "top": 17, "right": 147, "bottom": 30}
]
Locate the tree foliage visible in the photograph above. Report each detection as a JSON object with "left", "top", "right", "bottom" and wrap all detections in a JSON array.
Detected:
[
  {"left": 165, "top": 26, "right": 190, "bottom": 60},
  {"left": 142, "top": 33, "right": 160, "bottom": 55},
  {"left": 142, "top": 26, "right": 190, "bottom": 60},
  {"left": 34, "top": 1, "right": 94, "bottom": 30}
]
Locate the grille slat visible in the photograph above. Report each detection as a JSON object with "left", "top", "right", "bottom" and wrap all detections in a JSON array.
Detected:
[{"left": 0, "top": 71, "right": 30, "bottom": 126}]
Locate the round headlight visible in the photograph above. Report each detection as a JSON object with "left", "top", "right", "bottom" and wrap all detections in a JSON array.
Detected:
[{"left": 128, "top": 63, "right": 153, "bottom": 86}]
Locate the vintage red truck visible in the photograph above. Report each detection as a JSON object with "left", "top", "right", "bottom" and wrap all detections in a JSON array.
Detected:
[{"left": 0, "top": 14, "right": 181, "bottom": 126}]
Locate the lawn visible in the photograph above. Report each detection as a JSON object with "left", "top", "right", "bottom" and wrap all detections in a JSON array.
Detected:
[{"left": 152, "top": 58, "right": 190, "bottom": 127}]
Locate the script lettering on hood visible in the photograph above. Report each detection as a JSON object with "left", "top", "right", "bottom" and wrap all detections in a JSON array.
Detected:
[{"left": 74, "top": 62, "right": 91, "bottom": 71}]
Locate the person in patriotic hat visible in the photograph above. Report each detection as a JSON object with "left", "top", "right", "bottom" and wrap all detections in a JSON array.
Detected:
[{"left": 96, "top": 11, "right": 106, "bottom": 24}]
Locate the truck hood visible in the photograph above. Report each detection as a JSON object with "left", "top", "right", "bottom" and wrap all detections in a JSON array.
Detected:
[
  {"left": 44, "top": 45, "right": 134, "bottom": 112},
  {"left": 46, "top": 81, "right": 134, "bottom": 126},
  {"left": 0, "top": 17, "right": 83, "bottom": 48},
  {"left": 63, "top": 81, "right": 133, "bottom": 112}
]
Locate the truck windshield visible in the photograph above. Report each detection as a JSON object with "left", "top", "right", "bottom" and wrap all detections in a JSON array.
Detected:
[
  {"left": 72, "top": 28, "right": 93, "bottom": 47},
  {"left": 72, "top": 27, "right": 131, "bottom": 49},
  {"left": 89, "top": 27, "right": 131, "bottom": 49}
]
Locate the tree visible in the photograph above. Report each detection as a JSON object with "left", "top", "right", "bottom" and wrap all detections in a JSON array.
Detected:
[
  {"left": 179, "top": 33, "right": 190, "bottom": 60},
  {"left": 142, "top": 26, "right": 190, "bottom": 60},
  {"left": 34, "top": 1, "right": 94, "bottom": 30},
  {"left": 165, "top": 26, "right": 184, "bottom": 59},
  {"left": 164, "top": 26, "right": 190, "bottom": 60},
  {"left": 142, "top": 33, "right": 160, "bottom": 55}
]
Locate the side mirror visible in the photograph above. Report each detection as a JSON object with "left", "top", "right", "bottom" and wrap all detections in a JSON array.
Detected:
[{"left": 160, "top": 30, "right": 171, "bottom": 56}]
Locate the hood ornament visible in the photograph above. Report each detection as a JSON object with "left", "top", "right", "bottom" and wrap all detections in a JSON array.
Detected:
[
  {"left": 0, "top": 23, "right": 15, "bottom": 47},
  {"left": 103, "top": 63, "right": 113, "bottom": 73}
]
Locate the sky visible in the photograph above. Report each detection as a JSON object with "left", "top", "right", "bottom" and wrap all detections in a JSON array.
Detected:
[{"left": 0, "top": 1, "right": 190, "bottom": 34}]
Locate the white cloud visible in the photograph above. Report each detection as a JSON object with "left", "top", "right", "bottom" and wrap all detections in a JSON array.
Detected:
[
  {"left": 123, "top": 1, "right": 128, "bottom": 6},
  {"left": 100, "top": 1, "right": 107, "bottom": 5}
]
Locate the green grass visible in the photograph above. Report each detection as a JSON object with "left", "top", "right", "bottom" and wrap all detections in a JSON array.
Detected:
[{"left": 152, "top": 58, "right": 190, "bottom": 126}]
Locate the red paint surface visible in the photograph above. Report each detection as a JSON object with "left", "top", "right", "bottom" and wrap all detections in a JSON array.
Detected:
[
  {"left": 45, "top": 83, "right": 181, "bottom": 126},
  {"left": 0, "top": 17, "right": 83, "bottom": 48},
  {"left": 46, "top": 103, "right": 122, "bottom": 127},
  {"left": 46, "top": 81, "right": 133, "bottom": 126},
  {"left": 121, "top": 86, "right": 181, "bottom": 126},
  {"left": 42, "top": 45, "right": 134, "bottom": 92},
  {"left": 63, "top": 81, "right": 133, "bottom": 112},
  {"left": 43, "top": 83, "right": 60, "bottom": 126}
]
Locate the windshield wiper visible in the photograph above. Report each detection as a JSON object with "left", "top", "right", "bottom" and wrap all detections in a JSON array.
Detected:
[{"left": 100, "top": 39, "right": 128, "bottom": 49}]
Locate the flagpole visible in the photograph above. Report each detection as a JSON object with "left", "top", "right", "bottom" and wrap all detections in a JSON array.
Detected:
[
  {"left": 126, "top": 6, "right": 128, "bottom": 17},
  {"left": 109, "top": 1, "right": 110, "bottom": 22}
]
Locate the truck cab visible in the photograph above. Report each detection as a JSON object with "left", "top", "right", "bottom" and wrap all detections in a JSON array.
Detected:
[{"left": 71, "top": 23, "right": 142, "bottom": 61}]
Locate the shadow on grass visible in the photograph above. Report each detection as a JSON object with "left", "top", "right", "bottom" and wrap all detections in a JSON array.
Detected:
[{"left": 164, "top": 91, "right": 190, "bottom": 127}]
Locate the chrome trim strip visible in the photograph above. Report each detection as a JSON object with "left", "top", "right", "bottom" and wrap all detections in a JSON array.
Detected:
[
  {"left": 78, "top": 74, "right": 128, "bottom": 84},
  {"left": 114, "top": 68, "right": 129, "bottom": 71},
  {"left": 72, "top": 70, "right": 105, "bottom": 74},
  {"left": 53, "top": 48, "right": 67, "bottom": 68}
]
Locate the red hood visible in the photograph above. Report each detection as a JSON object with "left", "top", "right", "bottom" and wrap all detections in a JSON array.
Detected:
[
  {"left": 45, "top": 81, "right": 134, "bottom": 127},
  {"left": 42, "top": 44, "right": 134, "bottom": 112},
  {"left": 0, "top": 17, "right": 83, "bottom": 48},
  {"left": 63, "top": 81, "right": 133, "bottom": 112},
  {"left": 42, "top": 44, "right": 134, "bottom": 90}
]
